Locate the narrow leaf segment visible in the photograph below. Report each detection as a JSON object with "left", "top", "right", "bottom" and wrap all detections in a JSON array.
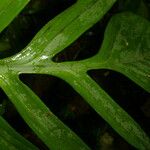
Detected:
[
  {"left": 0, "top": 0, "right": 30, "bottom": 33},
  {"left": 0, "top": 116, "right": 38, "bottom": 150}
]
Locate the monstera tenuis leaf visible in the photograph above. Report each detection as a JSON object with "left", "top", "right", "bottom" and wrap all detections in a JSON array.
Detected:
[
  {"left": 0, "top": 0, "right": 150, "bottom": 150},
  {"left": 0, "top": 0, "right": 116, "bottom": 150}
]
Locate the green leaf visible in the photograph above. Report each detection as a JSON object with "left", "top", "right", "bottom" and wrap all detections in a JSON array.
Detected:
[
  {"left": 104, "top": 12, "right": 150, "bottom": 92},
  {"left": 85, "top": 12, "right": 150, "bottom": 92},
  {"left": 0, "top": 0, "right": 29, "bottom": 33},
  {"left": 0, "top": 1, "right": 117, "bottom": 149},
  {"left": 55, "top": 72, "right": 150, "bottom": 150},
  {"left": 5, "top": 0, "right": 116, "bottom": 64},
  {"left": 56, "top": 12, "right": 150, "bottom": 149},
  {"left": 1, "top": 1, "right": 149, "bottom": 150},
  {"left": 0, "top": 116, "right": 38, "bottom": 150},
  {"left": 0, "top": 73, "right": 90, "bottom": 150}
]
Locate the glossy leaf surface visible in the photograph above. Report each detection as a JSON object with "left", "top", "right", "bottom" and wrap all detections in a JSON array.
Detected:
[
  {"left": 0, "top": 0, "right": 117, "bottom": 150},
  {"left": 0, "top": 0, "right": 149, "bottom": 150}
]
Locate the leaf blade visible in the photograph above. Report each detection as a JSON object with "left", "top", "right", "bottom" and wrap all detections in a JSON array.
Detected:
[
  {"left": 54, "top": 71, "right": 150, "bottom": 150},
  {"left": 5, "top": 0, "right": 116, "bottom": 64},
  {"left": 0, "top": 116, "right": 38, "bottom": 150},
  {"left": 0, "top": 0, "right": 29, "bottom": 33},
  {"left": 85, "top": 12, "right": 150, "bottom": 92},
  {"left": 0, "top": 74, "right": 90, "bottom": 150}
]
